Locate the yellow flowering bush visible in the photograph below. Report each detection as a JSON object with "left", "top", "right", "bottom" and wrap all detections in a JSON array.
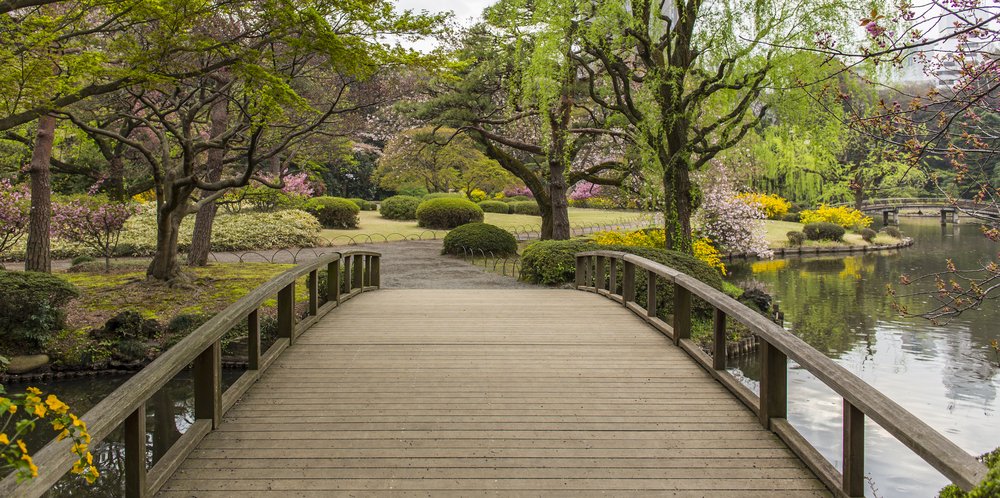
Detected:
[
  {"left": 130, "top": 189, "right": 156, "bottom": 204},
  {"left": 465, "top": 189, "right": 488, "bottom": 202},
  {"left": 593, "top": 229, "right": 726, "bottom": 275},
  {"left": 799, "top": 204, "right": 872, "bottom": 230},
  {"left": 0, "top": 386, "right": 98, "bottom": 484},
  {"left": 737, "top": 193, "right": 790, "bottom": 219}
]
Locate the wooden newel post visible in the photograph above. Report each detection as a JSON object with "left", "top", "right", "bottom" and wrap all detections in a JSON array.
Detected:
[
  {"left": 352, "top": 254, "right": 363, "bottom": 290},
  {"left": 328, "top": 260, "right": 341, "bottom": 304},
  {"left": 575, "top": 256, "right": 584, "bottom": 289},
  {"left": 673, "top": 282, "right": 691, "bottom": 345},
  {"left": 247, "top": 309, "right": 260, "bottom": 371},
  {"left": 622, "top": 261, "right": 635, "bottom": 305},
  {"left": 758, "top": 341, "right": 787, "bottom": 428},
  {"left": 277, "top": 283, "right": 295, "bottom": 345},
  {"left": 341, "top": 256, "right": 352, "bottom": 294},
  {"left": 371, "top": 256, "right": 381, "bottom": 288},
  {"left": 646, "top": 270, "right": 657, "bottom": 318},
  {"left": 307, "top": 270, "right": 318, "bottom": 316},
  {"left": 363, "top": 255, "right": 372, "bottom": 287},
  {"left": 712, "top": 308, "right": 726, "bottom": 370},
  {"left": 124, "top": 404, "right": 147, "bottom": 498},
  {"left": 595, "top": 256, "right": 606, "bottom": 293},
  {"left": 193, "top": 341, "right": 221, "bottom": 428},
  {"left": 609, "top": 258, "right": 618, "bottom": 295},
  {"left": 843, "top": 400, "right": 866, "bottom": 497}
]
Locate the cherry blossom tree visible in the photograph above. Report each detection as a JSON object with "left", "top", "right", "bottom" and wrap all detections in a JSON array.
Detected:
[
  {"left": 693, "top": 171, "right": 773, "bottom": 259},
  {"left": 0, "top": 180, "right": 30, "bottom": 262},
  {"left": 52, "top": 197, "right": 138, "bottom": 271}
]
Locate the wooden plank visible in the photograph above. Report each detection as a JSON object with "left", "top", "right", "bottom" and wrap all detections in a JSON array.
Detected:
[
  {"left": 147, "top": 420, "right": 212, "bottom": 495},
  {"left": 843, "top": 400, "right": 865, "bottom": 497}
]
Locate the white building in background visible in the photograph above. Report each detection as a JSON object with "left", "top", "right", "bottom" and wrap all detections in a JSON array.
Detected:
[{"left": 894, "top": 8, "right": 999, "bottom": 89}]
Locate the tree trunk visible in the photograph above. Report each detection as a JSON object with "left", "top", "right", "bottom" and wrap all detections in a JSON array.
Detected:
[
  {"left": 547, "top": 159, "right": 571, "bottom": 240},
  {"left": 663, "top": 164, "right": 694, "bottom": 253},
  {"left": 539, "top": 196, "right": 554, "bottom": 240},
  {"left": 105, "top": 155, "right": 127, "bottom": 201},
  {"left": 25, "top": 115, "right": 56, "bottom": 272},
  {"left": 147, "top": 202, "right": 187, "bottom": 283},
  {"left": 854, "top": 187, "right": 864, "bottom": 211},
  {"left": 187, "top": 91, "right": 229, "bottom": 267}
]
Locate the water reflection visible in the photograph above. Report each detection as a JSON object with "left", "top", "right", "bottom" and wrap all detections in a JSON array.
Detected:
[{"left": 729, "top": 218, "right": 1000, "bottom": 496}]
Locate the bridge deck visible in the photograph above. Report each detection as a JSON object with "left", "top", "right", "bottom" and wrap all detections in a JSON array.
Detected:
[{"left": 158, "top": 289, "right": 828, "bottom": 497}]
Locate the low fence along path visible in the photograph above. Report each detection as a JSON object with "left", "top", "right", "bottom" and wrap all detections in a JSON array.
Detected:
[{"left": 159, "top": 289, "right": 827, "bottom": 496}]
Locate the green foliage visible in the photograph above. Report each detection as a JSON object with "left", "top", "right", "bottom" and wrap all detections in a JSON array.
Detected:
[
  {"left": 379, "top": 195, "right": 422, "bottom": 220},
  {"left": 423, "top": 192, "right": 465, "bottom": 200},
  {"left": 786, "top": 231, "right": 806, "bottom": 246},
  {"left": 882, "top": 226, "right": 903, "bottom": 239},
  {"left": 478, "top": 200, "right": 511, "bottom": 214},
  {"left": 781, "top": 212, "right": 802, "bottom": 222},
  {"left": 398, "top": 186, "right": 430, "bottom": 198},
  {"left": 0, "top": 272, "right": 79, "bottom": 350},
  {"left": 442, "top": 223, "right": 518, "bottom": 256},
  {"left": 348, "top": 198, "right": 377, "bottom": 211},
  {"left": 71, "top": 255, "right": 95, "bottom": 266},
  {"left": 803, "top": 222, "right": 845, "bottom": 241},
  {"left": 416, "top": 198, "right": 484, "bottom": 229},
  {"left": 520, "top": 239, "right": 594, "bottom": 285},
  {"left": 859, "top": 228, "right": 877, "bottom": 243},
  {"left": 302, "top": 196, "right": 360, "bottom": 229},
  {"left": 167, "top": 313, "right": 210, "bottom": 336},
  {"left": 938, "top": 448, "right": 1000, "bottom": 498},
  {"left": 505, "top": 195, "right": 532, "bottom": 202},
  {"left": 508, "top": 201, "right": 541, "bottom": 216}
]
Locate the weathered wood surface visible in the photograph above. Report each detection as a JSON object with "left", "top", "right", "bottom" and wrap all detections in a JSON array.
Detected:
[{"left": 158, "top": 289, "right": 828, "bottom": 497}]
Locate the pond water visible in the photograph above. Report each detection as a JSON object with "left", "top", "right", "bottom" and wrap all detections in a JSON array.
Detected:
[{"left": 727, "top": 217, "right": 1000, "bottom": 497}]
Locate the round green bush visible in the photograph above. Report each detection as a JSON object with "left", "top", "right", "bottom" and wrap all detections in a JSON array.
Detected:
[
  {"left": 379, "top": 195, "right": 422, "bottom": 220},
  {"left": 0, "top": 271, "right": 79, "bottom": 350},
  {"left": 302, "top": 196, "right": 360, "bottom": 229},
  {"left": 519, "top": 239, "right": 722, "bottom": 318},
  {"left": 422, "top": 192, "right": 464, "bottom": 200},
  {"left": 786, "top": 231, "right": 806, "bottom": 246},
  {"left": 416, "top": 198, "right": 484, "bottom": 229},
  {"left": 508, "top": 201, "right": 540, "bottom": 215},
  {"left": 859, "top": 228, "right": 877, "bottom": 243},
  {"left": 803, "top": 222, "right": 845, "bottom": 241},
  {"left": 442, "top": 223, "right": 518, "bottom": 256},
  {"left": 780, "top": 212, "right": 801, "bottom": 222},
  {"left": 881, "top": 226, "right": 903, "bottom": 239},
  {"left": 478, "top": 200, "right": 511, "bottom": 214},
  {"left": 348, "top": 198, "right": 377, "bottom": 211},
  {"left": 505, "top": 195, "right": 532, "bottom": 202}
]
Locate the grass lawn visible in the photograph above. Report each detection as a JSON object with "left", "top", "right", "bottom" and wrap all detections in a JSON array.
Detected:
[
  {"left": 320, "top": 207, "right": 650, "bottom": 244},
  {"left": 763, "top": 220, "right": 901, "bottom": 248}
]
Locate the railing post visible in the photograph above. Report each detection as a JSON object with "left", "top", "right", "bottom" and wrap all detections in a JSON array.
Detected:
[
  {"left": 341, "top": 256, "right": 352, "bottom": 294},
  {"left": 328, "top": 259, "right": 341, "bottom": 304},
  {"left": 594, "top": 256, "right": 606, "bottom": 293},
  {"left": 622, "top": 261, "right": 635, "bottom": 305},
  {"left": 574, "top": 256, "right": 584, "bottom": 289},
  {"left": 673, "top": 282, "right": 691, "bottom": 345},
  {"left": 371, "top": 255, "right": 381, "bottom": 288},
  {"left": 247, "top": 309, "right": 260, "bottom": 371},
  {"left": 843, "top": 400, "right": 866, "bottom": 497},
  {"left": 124, "top": 404, "right": 147, "bottom": 498},
  {"left": 759, "top": 341, "right": 787, "bottom": 428},
  {"left": 609, "top": 257, "right": 618, "bottom": 295},
  {"left": 307, "top": 269, "right": 318, "bottom": 316},
  {"left": 352, "top": 254, "right": 364, "bottom": 291},
  {"left": 363, "top": 255, "right": 372, "bottom": 287},
  {"left": 712, "top": 307, "right": 726, "bottom": 370},
  {"left": 646, "top": 270, "right": 657, "bottom": 318},
  {"left": 193, "top": 341, "right": 221, "bottom": 428},
  {"left": 277, "top": 283, "right": 295, "bottom": 345}
]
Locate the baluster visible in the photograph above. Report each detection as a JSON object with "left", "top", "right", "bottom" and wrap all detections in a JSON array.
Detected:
[
  {"left": 247, "top": 309, "right": 260, "bottom": 371},
  {"left": 646, "top": 270, "right": 657, "bottom": 318},
  {"left": 124, "top": 405, "right": 147, "bottom": 498},
  {"left": 277, "top": 283, "right": 295, "bottom": 344},
  {"left": 673, "top": 282, "right": 691, "bottom": 345},
  {"left": 193, "top": 341, "right": 221, "bottom": 428},
  {"left": 364, "top": 255, "right": 372, "bottom": 287},
  {"left": 575, "top": 256, "right": 585, "bottom": 288},
  {"left": 595, "top": 256, "right": 606, "bottom": 293},
  {"left": 307, "top": 269, "right": 318, "bottom": 316},
  {"left": 758, "top": 341, "right": 787, "bottom": 428},
  {"left": 609, "top": 257, "right": 618, "bottom": 295},
  {"left": 328, "top": 259, "right": 341, "bottom": 304},
  {"left": 712, "top": 308, "right": 726, "bottom": 370},
  {"left": 341, "top": 256, "right": 352, "bottom": 293},
  {"left": 843, "top": 400, "right": 865, "bottom": 497},
  {"left": 622, "top": 261, "right": 635, "bottom": 305},
  {"left": 371, "top": 256, "right": 381, "bottom": 288},
  {"left": 352, "top": 254, "right": 363, "bottom": 290}
]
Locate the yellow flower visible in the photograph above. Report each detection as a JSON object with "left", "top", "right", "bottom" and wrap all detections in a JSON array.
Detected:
[
  {"left": 26, "top": 387, "right": 42, "bottom": 396},
  {"left": 45, "top": 395, "right": 69, "bottom": 415},
  {"left": 0, "top": 433, "right": 8, "bottom": 445},
  {"left": 7, "top": 404, "right": 16, "bottom": 414},
  {"left": 72, "top": 442, "right": 88, "bottom": 456},
  {"left": 21, "top": 453, "right": 38, "bottom": 477},
  {"left": 56, "top": 429, "right": 70, "bottom": 441},
  {"left": 85, "top": 466, "right": 99, "bottom": 484},
  {"left": 17, "top": 439, "right": 27, "bottom": 453},
  {"left": 32, "top": 403, "right": 47, "bottom": 418}
]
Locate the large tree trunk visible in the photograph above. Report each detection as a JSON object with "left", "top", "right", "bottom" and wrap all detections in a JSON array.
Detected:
[
  {"left": 148, "top": 199, "right": 189, "bottom": 283},
  {"left": 105, "top": 155, "right": 127, "bottom": 201},
  {"left": 547, "top": 159, "right": 571, "bottom": 240},
  {"left": 24, "top": 115, "right": 56, "bottom": 272},
  {"left": 662, "top": 162, "right": 694, "bottom": 254},
  {"left": 187, "top": 91, "right": 229, "bottom": 267}
]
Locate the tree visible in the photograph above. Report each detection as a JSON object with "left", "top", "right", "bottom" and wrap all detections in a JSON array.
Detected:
[
  {"left": 573, "top": 0, "right": 852, "bottom": 252},
  {"left": 51, "top": 196, "right": 137, "bottom": 271}
]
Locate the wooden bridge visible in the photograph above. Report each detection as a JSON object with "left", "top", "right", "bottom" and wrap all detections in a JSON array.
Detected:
[
  {"left": 0, "top": 250, "right": 989, "bottom": 497},
  {"left": 835, "top": 197, "right": 1000, "bottom": 224}
]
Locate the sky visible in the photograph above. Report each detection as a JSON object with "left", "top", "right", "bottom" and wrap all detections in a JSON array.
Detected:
[{"left": 394, "top": 0, "right": 493, "bottom": 24}]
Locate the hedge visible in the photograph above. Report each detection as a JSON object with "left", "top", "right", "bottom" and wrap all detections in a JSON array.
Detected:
[
  {"left": 380, "top": 195, "right": 422, "bottom": 220},
  {"left": 416, "top": 198, "right": 484, "bottom": 229},
  {"left": 786, "top": 231, "right": 806, "bottom": 246},
  {"left": 302, "top": 196, "right": 360, "bottom": 229},
  {"left": 348, "top": 198, "right": 377, "bottom": 211},
  {"left": 478, "top": 200, "right": 511, "bottom": 214},
  {"left": 803, "top": 222, "right": 845, "bottom": 241},
  {"left": 0, "top": 271, "right": 79, "bottom": 350},
  {"left": 442, "top": 223, "right": 517, "bottom": 256},
  {"left": 422, "top": 192, "right": 464, "bottom": 200},
  {"left": 508, "top": 201, "right": 541, "bottom": 215}
]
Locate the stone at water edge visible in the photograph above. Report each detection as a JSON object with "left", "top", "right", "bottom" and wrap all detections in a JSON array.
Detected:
[{"left": 6, "top": 354, "right": 50, "bottom": 374}]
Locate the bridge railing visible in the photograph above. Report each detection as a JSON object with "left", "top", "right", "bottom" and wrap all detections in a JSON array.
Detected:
[
  {"left": 0, "top": 249, "right": 381, "bottom": 498},
  {"left": 575, "top": 250, "right": 988, "bottom": 497}
]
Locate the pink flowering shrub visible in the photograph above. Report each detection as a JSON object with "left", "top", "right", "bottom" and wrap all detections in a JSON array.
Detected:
[
  {"left": 222, "top": 172, "right": 318, "bottom": 213},
  {"left": 694, "top": 179, "right": 773, "bottom": 259},
  {"left": 52, "top": 197, "right": 139, "bottom": 271},
  {"left": 0, "top": 180, "right": 30, "bottom": 259},
  {"left": 502, "top": 186, "right": 534, "bottom": 198},
  {"left": 569, "top": 181, "right": 602, "bottom": 200}
]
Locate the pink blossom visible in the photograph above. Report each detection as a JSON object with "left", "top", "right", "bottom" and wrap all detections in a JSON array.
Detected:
[
  {"left": 693, "top": 176, "right": 773, "bottom": 259},
  {"left": 569, "top": 181, "right": 602, "bottom": 200},
  {"left": 52, "top": 198, "right": 139, "bottom": 270},
  {"left": 503, "top": 186, "right": 534, "bottom": 198},
  {"left": 0, "top": 179, "right": 30, "bottom": 257}
]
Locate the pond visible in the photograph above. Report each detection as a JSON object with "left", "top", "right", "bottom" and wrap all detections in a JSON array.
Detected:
[{"left": 727, "top": 217, "right": 1000, "bottom": 497}]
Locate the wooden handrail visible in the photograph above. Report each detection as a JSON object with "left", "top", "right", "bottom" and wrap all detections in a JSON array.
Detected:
[
  {"left": 0, "top": 249, "right": 382, "bottom": 498},
  {"left": 575, "top": 250, "right": 988, "bottom": 496}
]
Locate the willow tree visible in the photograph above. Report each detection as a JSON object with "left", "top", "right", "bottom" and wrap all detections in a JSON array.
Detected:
[{"left": 574, "top": 0, "right": 854, "bottom": 252}]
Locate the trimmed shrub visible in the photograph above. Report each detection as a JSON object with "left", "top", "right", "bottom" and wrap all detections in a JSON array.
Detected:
[
  {"left": 71, "top": 255, "right": 95, "bottom": 266},
  {"left": 505, "top": 195, "right": 532, "bottom": 202},
  {"left": 442, "top": 223, "right": 518, "bottom": 256},
  {"left": 0, "top": 271, "right": 79, "bottom": 350},
  {"left": 881, "top": 226, "right": 903, "bottom": 239},
  {"left": 508, "top": 201, "right": 540, "bottom": 215},
  {"left": 380, "top": 195, "right": 422, "bottom": 220},
  {"left": 938, "top": 447, "right": 999, "bottom": 498},
  {"left": 302, "top": 196, "right": 360, "bottom": 229},
  {"left": 422, "top": 192, "right": 464, "bottom": 200},
  {"left": 348, "top": 198, "right": 377, "bottom": 211},
  {"left": 478, "top": 200, "right": 511, "bottom": 214},
  {"left": 803, "top": 222, "right": 845, "bottom": 241},
  {"left": 781, "top": 212, "right": 801, "bottom": 222},
  {"left": 800, "top": 204, "right": 872, "bottom": 230},
  {"left": 398, "top": 186, "right": 429, "bottom": 198},
  {"left": 416, "top": 198, "right": 484, "bottom": 229},
  {"left": 737, "top": 193, "right": 791, "bottom": 219},
  {"left": 859, "top": 228, "right": 877, "bottom": 243},
  {"left": 204, "top": 210, "right": 322, "bottom": 250},
  {"left": 786, "top": 231, "right": 806, "bottom": 246}
]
